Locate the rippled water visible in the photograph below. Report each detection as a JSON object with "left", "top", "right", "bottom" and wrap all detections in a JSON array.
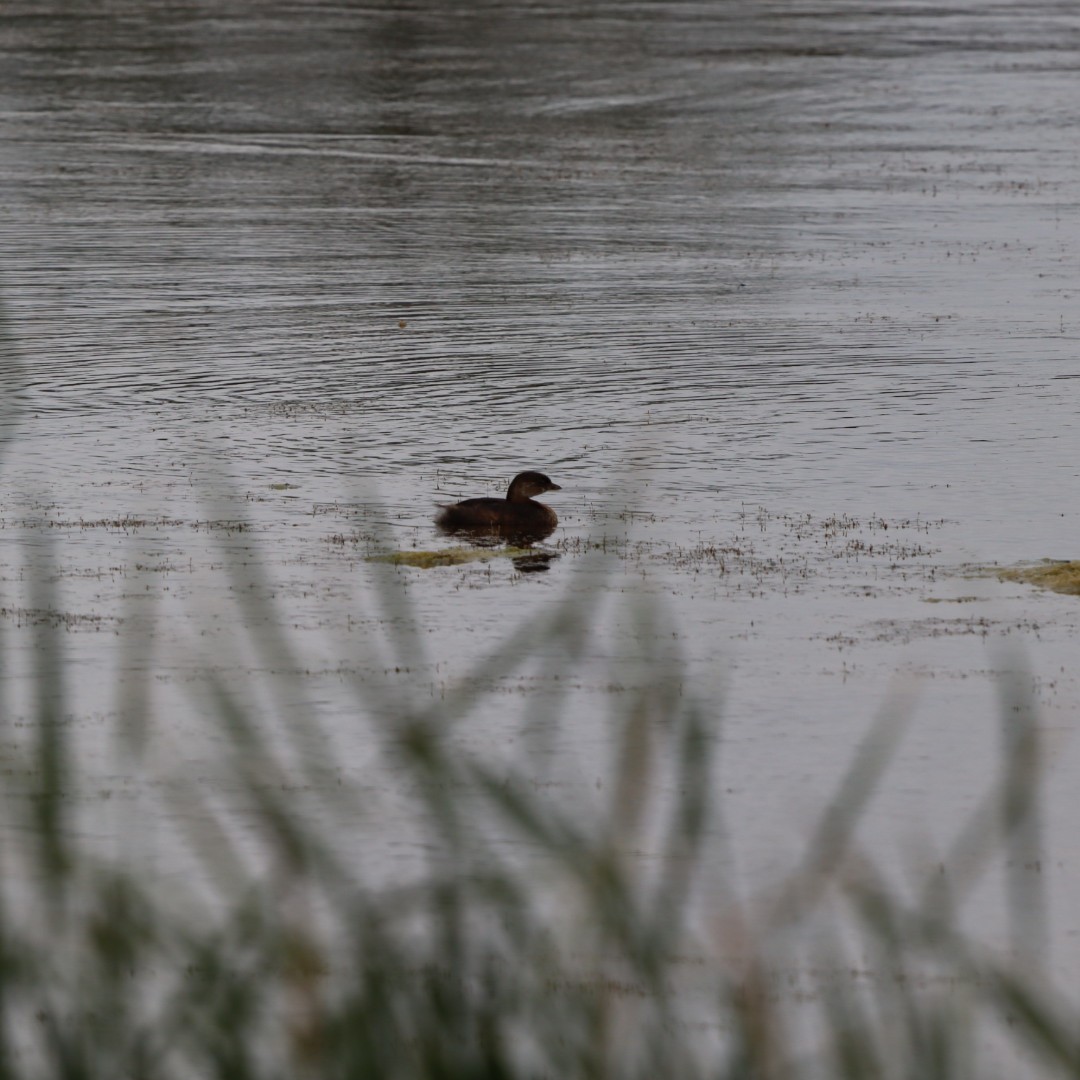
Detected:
[{"left": 2, "top": 0, "right": 1080, "bottom": 998}]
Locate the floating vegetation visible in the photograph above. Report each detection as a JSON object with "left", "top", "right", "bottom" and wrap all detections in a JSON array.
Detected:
[
  {"left": 0, "top": 606, "right": 121, "bottom": 631},
  {"left": 555, "top": 508, "right": 943, "bottom": 590},
  {"left": 368, "top": 546, "right": 538, "bottom": 568},
  {"left": 190, "top": 519, "right": 249, "bottom": 534},
  {"left": 27, "top": 516, "right": 248, "bottom": 535},
  {"left": 997, "top": 559, "right": 1080, "bottom": 596},
  {"left": 40, "top": 516, "right": 186, "bottom": 532}
]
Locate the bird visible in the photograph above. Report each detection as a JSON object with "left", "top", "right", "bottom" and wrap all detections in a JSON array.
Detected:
[{"left": 435, "top": 471, "right": 562, "bottom": 541}]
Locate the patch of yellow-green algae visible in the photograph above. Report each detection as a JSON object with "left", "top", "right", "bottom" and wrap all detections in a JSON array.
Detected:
[
  {"left": 368, "top": 547, "right": 535, "bottom": 568},
  {"left": 996, "top": 560, "right": 1080, "bottom": 596}
]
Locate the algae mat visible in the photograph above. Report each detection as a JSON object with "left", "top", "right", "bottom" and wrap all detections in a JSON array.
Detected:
[{"left": 997, "top": 561, "right": 1080, "bottom": 596}]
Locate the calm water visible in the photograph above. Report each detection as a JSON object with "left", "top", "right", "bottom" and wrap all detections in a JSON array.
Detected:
[{"left": 2, "top": 0, "right": 1080, "bottom": 1001}]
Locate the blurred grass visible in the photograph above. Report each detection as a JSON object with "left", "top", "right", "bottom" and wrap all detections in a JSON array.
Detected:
[{"left": 0, "top": 534, "right": 1073, "bottom": 1080}]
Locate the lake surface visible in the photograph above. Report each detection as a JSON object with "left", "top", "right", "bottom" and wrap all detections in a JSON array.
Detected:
[{"left": 2, "top": 0, "right": 1080, "bottom": 1016}]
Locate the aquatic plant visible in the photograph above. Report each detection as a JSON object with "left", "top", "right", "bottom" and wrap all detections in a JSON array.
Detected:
[{"left": 997, "top": 560, "right": 1080, "bottom": 597}]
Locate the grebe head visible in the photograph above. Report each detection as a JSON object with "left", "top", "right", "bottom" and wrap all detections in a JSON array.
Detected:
[{"left": 506, "top": 471, "right": 562, "bottom": 502}]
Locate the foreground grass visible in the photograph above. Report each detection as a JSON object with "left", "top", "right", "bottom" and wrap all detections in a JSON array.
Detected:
[{"left": 0, "top": 502, "right": 1073, "bottom": 1079}]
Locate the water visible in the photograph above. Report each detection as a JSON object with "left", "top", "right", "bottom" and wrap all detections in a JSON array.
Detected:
[{"left": 2, "top": 0, "right": 1080, "bottom": 1006}]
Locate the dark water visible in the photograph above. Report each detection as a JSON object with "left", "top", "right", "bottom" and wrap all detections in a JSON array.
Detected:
[
  {"left": 3, "top": 3, "right": 1077, "bottom": 554},
  {"left": 2, "top": 0, "right": 1080, "bottom": 1009}
]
